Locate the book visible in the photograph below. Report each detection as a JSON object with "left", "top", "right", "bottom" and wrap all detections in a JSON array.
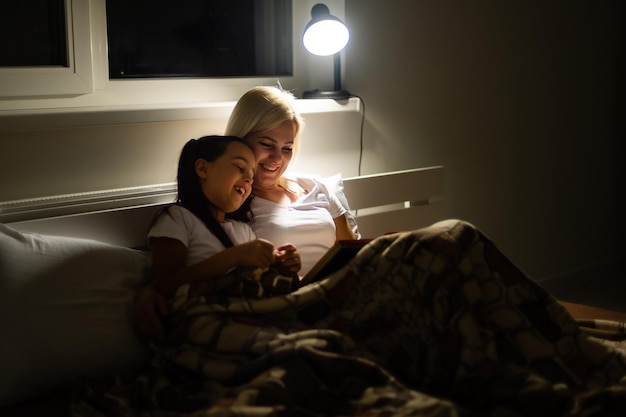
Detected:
[{"left": 300, "top": 239, "right": 372, "bottom": 285}]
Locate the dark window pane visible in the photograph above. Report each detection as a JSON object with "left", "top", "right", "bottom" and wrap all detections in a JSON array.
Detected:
[
  {"left": 0, "top": 0, "right": 67, "bottom": 67},
  {"left": 106, "top": 0, "right": 292, "bottom": 79}
]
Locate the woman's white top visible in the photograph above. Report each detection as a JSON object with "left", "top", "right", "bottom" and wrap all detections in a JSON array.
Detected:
[
  {"left": 249, "top": 174, "right": 349, "bottom": 276},
  {"left": 147, "top": 205, "right": 256, "bottom": 266}
]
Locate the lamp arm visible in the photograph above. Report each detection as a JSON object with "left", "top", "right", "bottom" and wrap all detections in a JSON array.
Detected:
[
  {"left": 302, "top": 51, "right": 350, "bottom": 100},
  {"left": 333, "top": 52, "right": 342, "bottom": 91}
]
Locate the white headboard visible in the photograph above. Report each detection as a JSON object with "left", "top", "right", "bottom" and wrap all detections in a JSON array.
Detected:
[
  {"left": 342, "top": 166, "right": 445, "bottom": 238},
  {"left": 1, "top": 166, "right": 445, "bottom": 247}
]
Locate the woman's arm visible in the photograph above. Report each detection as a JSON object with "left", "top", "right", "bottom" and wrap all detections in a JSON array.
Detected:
[
  {"left": 151, "top": 237, "right": 276, "bottom": 297},
  {"left": 334, "top": 214, "right": 357, "bottom": 241}
]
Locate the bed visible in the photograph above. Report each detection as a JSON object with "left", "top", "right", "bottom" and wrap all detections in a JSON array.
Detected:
[{"left": 1, "top": 166, "right": 625, "bottom": 417}]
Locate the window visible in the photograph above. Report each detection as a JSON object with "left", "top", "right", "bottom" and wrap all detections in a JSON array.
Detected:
[
  {"left": 106, "top": 0, "right": 292, "bottom": 79},
  {"left": 0, "top": 0, "right": 93, "bottom": 98},
  {"left": 0, "top": 0, "right": 314, "bottom": 106},
  {"left": 0, "top": 0, "right": 67, "bottom": 67}
]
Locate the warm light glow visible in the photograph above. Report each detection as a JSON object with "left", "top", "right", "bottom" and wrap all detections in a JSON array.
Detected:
[{"left": 303, "top": 20, "right": 350, "bottom": 56}]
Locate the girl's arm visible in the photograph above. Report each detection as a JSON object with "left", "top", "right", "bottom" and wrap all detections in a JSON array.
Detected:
[{"left": 151, "top": 237, "right": 276, "bottom": 297}]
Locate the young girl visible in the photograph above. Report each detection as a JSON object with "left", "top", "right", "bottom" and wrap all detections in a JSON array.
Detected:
[{"left": 147, "top": 135, "right": 300, "bottom": 302}]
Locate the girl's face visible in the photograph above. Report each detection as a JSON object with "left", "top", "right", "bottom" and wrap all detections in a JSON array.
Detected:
[
  {"left": 195, "top": 141, "right": 255, "bottom": 219},
  {"left": 244, "top": 120, "right": 296, "bottom": 189}
]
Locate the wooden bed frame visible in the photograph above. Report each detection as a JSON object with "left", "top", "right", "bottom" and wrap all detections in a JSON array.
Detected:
[{"left": 1, "top": 166, "right": 446, "bottom": 246}]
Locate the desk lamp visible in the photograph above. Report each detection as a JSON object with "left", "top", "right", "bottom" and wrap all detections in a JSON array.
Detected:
[{"left": 302, "top": 3, "right": 351, "bottom": 99}]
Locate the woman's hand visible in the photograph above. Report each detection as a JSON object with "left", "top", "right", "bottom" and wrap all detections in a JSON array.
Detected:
[
  {"left": 133, "top": 284, "right": 169, "bottom": 340},
  {"left": 274, "top": 243, "right": 301, "bottom": 273}
]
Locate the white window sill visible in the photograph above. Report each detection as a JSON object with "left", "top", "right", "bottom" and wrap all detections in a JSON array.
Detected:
[{"left": 0, "top": 97, "right": 360, "bottom": 131}]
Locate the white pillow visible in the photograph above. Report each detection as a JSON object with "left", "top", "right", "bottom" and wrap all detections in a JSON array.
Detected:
[{"left": 0, "top": 223, "right": 152, "bottom": 406}]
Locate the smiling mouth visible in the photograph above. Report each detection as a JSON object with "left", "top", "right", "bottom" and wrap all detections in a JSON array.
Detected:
[
  {"left": 260, "top": 163, "right": 279, "bottom": 172},
  {"left": 234, "top": 186, "right": 246, "bottom": 195}
]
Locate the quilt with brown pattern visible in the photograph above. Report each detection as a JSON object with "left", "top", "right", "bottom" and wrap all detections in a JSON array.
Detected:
[{"left": 70, "top": 219, "right": 626, "bottom": 417}]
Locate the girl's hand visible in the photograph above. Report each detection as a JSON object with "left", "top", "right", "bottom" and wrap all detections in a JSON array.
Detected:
[
  {"left": 234, "top": 238, "right": 276, "bottom": 269},
  {"left": 274, "top": 243, "right": 301, "bottom": 273}
]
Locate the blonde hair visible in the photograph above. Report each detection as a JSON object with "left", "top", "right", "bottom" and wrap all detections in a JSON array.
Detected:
[
  {"left": 226, "top": 86, "right": 303, "bottom": 153},
  {"left": 225, "top": 86, "right": 304, "bottom": 190}
]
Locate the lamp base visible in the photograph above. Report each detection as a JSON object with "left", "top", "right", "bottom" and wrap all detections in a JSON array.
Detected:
[{"left": 302, "top": 89, "right": 351, "bottom": 100}]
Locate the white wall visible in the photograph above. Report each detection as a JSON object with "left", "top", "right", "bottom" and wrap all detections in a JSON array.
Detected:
[
  {"left": 344, "top": 0, "right": 625, "bottom": 280},
  {"left": 0, "top": 99, "right": 362, "bottom": 202}
]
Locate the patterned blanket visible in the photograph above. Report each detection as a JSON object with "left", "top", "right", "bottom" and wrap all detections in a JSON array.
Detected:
[{"left": 70, "top": 219, "right": 626, "bottom": 417}]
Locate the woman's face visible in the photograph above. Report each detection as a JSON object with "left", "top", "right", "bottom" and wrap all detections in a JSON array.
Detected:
[{"left": 244, "top": 120, "right": 296, "bottom": 189}]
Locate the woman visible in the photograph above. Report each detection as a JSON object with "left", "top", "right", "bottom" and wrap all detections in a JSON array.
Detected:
[{"left": 226, "top": 86, "right": 357, "bottom": 276}]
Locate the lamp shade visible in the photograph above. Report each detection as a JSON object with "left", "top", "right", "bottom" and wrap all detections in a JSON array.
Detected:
[{"left": 302, "top": 4, "right": 350, "bottom": 56}]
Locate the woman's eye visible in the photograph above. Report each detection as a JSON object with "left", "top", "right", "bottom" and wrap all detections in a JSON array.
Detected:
[
  {"left": 259, "top": 142, "right": 272, "bottom": 149},
  {"left": 282, "top": 147, "right": 293, "bottom": 153}
]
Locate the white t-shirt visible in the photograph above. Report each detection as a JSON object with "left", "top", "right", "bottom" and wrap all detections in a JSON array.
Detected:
[
  {"left": 147, "top": 205, "right": 256, "bottom": 266},
  {"left": 249, "top": 174, "right": 347, "bottom": 276}
]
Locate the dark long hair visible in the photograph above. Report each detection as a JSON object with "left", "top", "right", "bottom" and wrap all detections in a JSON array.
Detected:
[{"left": 175, "top": 135, "right": 254, "bottom": 248}]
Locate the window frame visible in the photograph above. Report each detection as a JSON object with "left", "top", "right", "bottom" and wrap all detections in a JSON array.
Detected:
[
  {"left": 0, "top": 0, "right": 94, "bottom": 98},
  {"left": 0, "top": 0, "right": 340, "bottom": 109}
]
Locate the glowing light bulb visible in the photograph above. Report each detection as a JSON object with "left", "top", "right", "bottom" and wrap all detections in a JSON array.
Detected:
[{"left": 303, "top": 20, "right": 350, "bottom": 56}]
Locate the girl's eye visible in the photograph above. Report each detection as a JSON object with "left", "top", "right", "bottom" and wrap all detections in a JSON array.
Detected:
[{"left": 234, "top": 165, "right": 244, "bottom": 172}]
